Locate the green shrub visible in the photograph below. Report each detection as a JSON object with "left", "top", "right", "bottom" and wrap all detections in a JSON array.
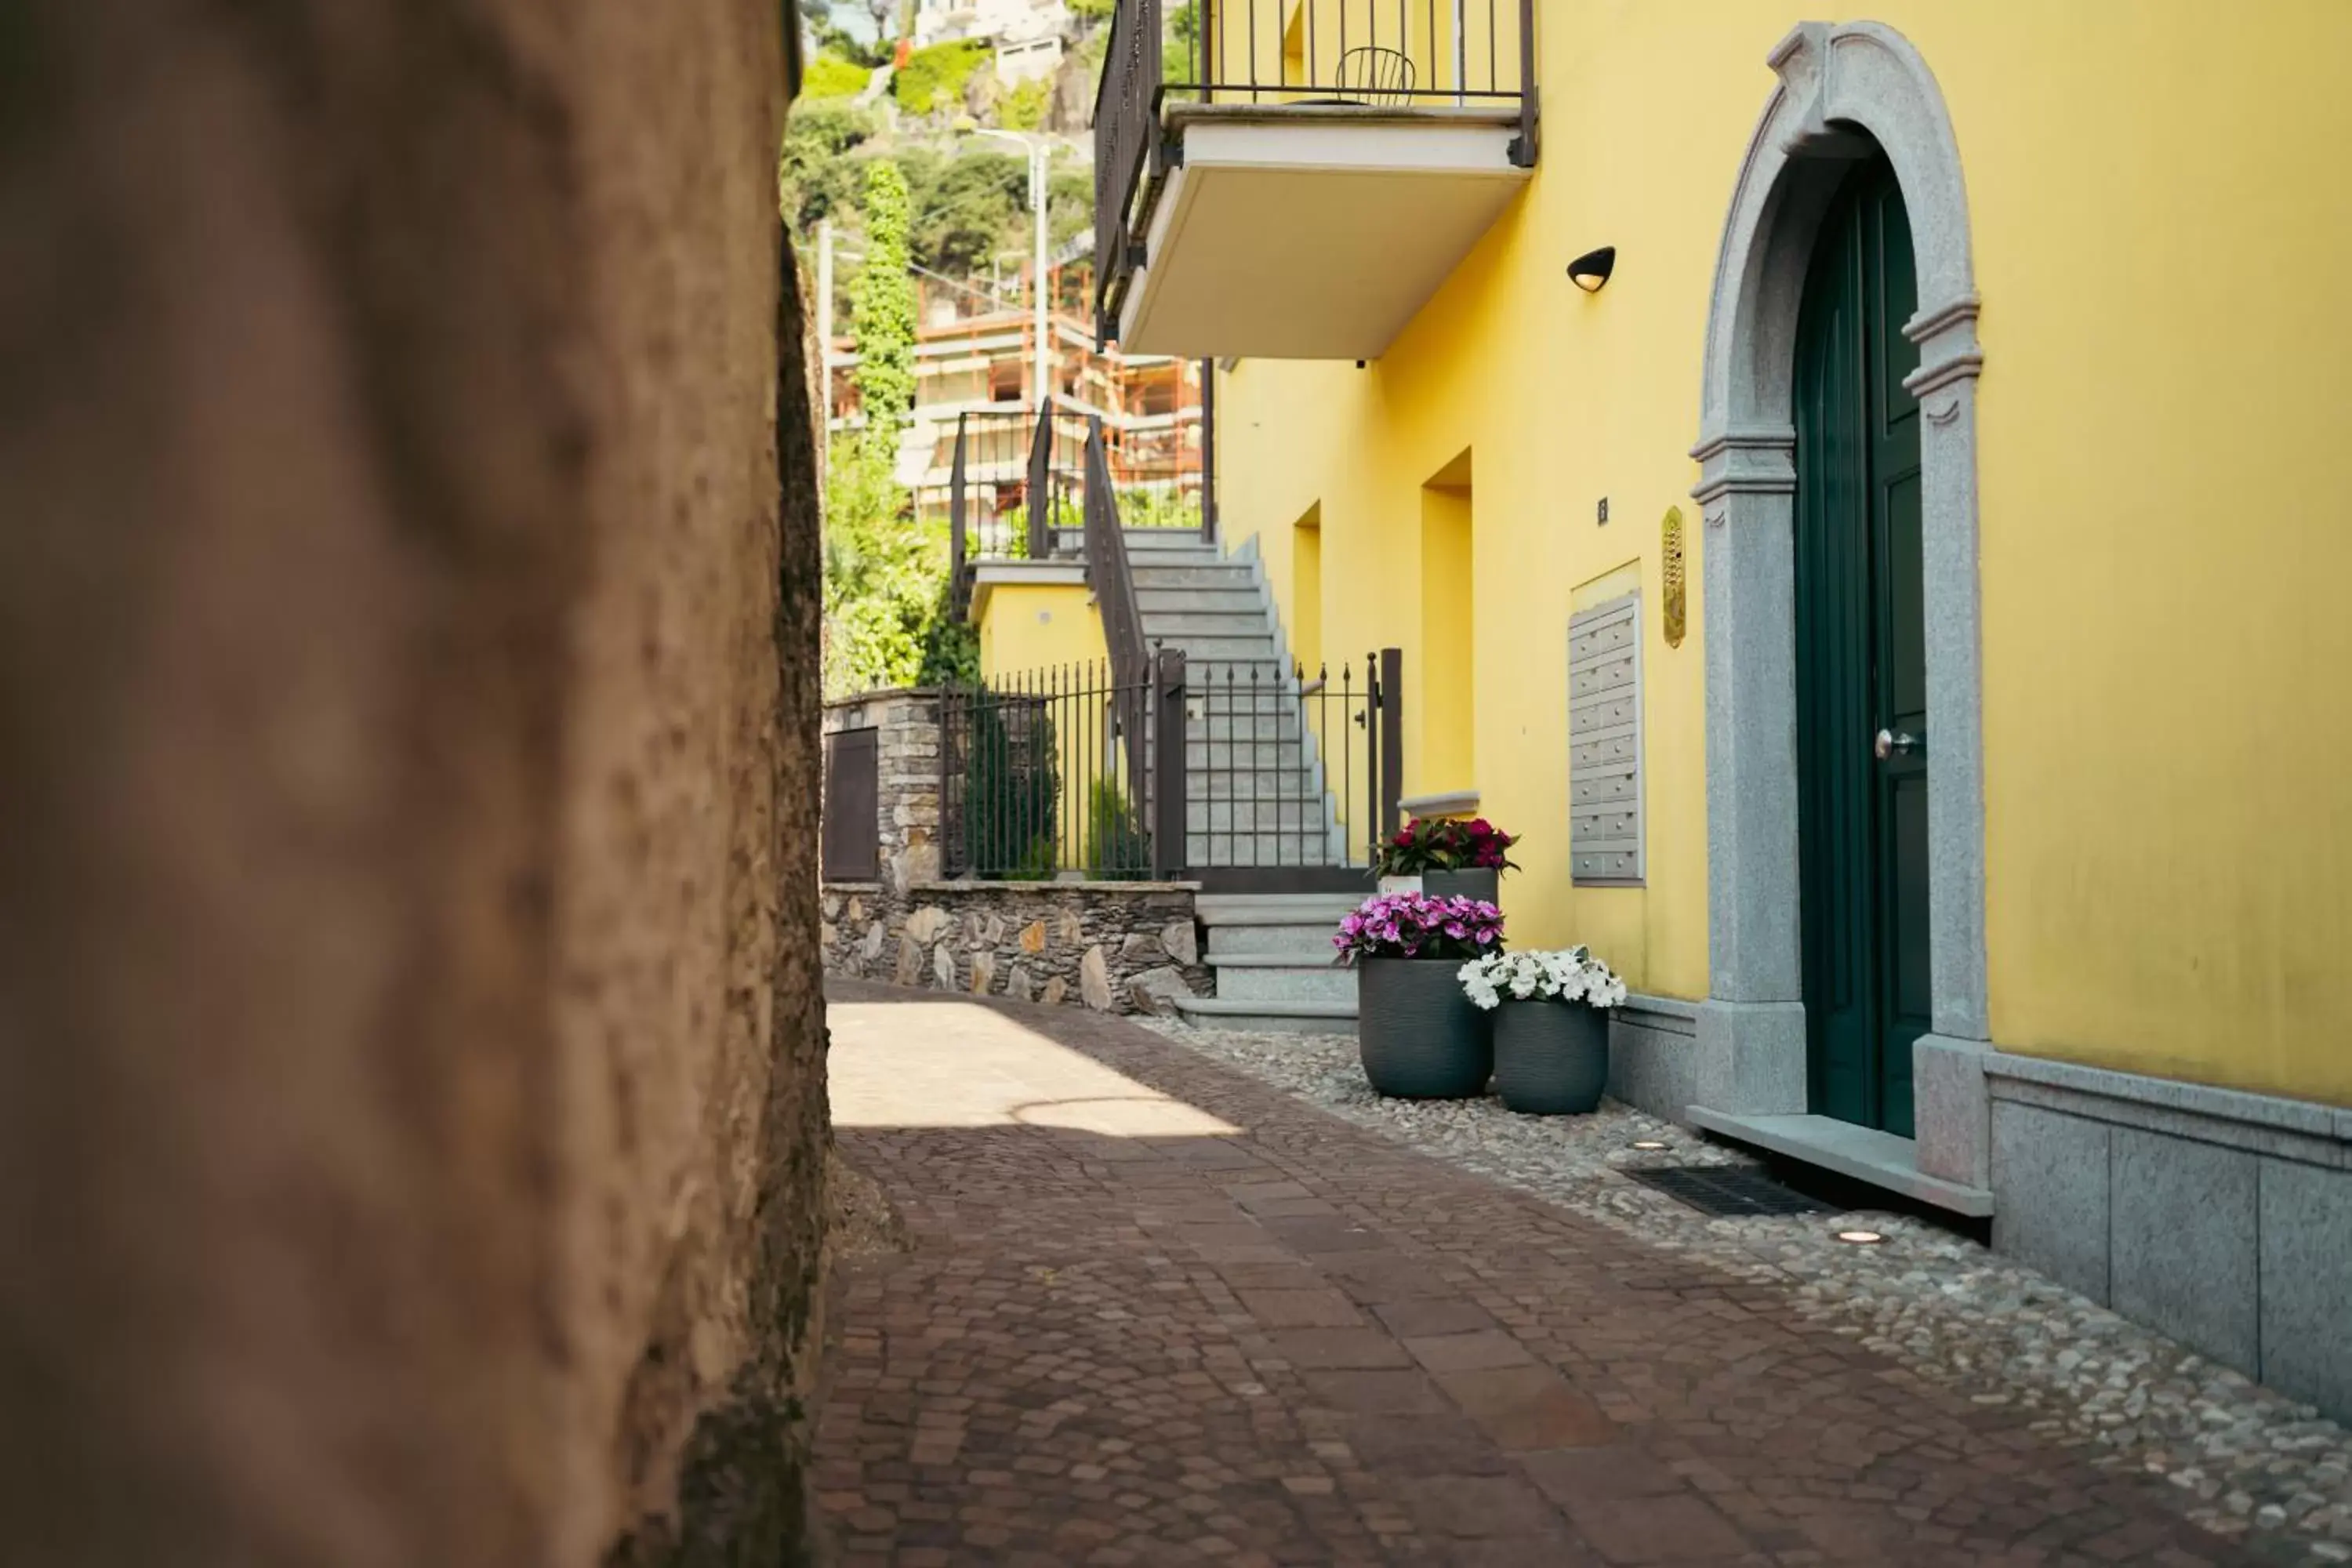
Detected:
[
  {"left": 1000, "top": 77, "right": 1049, "bottom": 131},
  {"left": 1120, "top": 488, "right": 1202, "bottom": 532},
  {"left": 964, "top": 693, "right": 1060, "bottom": 879},
  {"left": 804, "top": 51, "right": 871, "bottom": 99},
  {"left": 1084, "top": 779, "right": 1152, "bottom": 880},
  {"left": 894, "top": 38, "right": 991, "bottom": 115}
]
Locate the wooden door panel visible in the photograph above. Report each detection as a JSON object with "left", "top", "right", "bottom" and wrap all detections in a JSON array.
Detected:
[{"left": 1795, "top": 151, "right": 1928, "bottom": 1137}]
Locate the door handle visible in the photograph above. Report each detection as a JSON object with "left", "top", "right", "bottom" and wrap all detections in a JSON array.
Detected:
[{"left": 1873, "top": 728, "right": 1924, "bottom": 760}]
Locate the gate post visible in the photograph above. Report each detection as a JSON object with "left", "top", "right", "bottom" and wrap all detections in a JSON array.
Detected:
[
  {"left": 1152, "top": 648, "right": 1189, "bottom": 879},
  {"left": 1377, "top": 647, "right": 1404, "bottom": 837}
]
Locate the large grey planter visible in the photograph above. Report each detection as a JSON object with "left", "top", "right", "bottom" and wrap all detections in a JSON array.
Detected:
[
  {"left": 1491, "top": 1000, "right": 1610, "bottom": 1114},
  {"left": 1356, "top": 958, "right": 1492, "bottom": 1098},
  {"left": 1423, "top": 868, "right": 1499, "bottom": 905}
]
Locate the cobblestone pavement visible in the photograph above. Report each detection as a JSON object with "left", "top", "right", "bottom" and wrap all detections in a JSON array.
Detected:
[
  {"left": 1146, "top": 1022, "right": 2352, "bottom": 1563},
  {"left": 818, "top": 981, "right": 2281, "bottom": 1566}
]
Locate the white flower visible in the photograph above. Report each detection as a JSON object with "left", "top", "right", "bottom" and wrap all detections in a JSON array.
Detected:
[{"left": 1458, "top": 946, "right": 1627, "bottom": 1009}]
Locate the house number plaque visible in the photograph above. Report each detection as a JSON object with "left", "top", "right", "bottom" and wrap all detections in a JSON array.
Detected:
[{"left": 1661, "top": 506, "right": 1687, "bottom": 648}]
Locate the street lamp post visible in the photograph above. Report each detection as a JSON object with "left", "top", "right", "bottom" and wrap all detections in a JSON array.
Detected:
[{"left": 977, "top": 129, "right": 1051, "bottom": 412}]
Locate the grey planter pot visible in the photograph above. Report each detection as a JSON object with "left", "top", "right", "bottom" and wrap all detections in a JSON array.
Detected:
[
  {"left": 1423, "top": 868, "right": 1499, "bottom": 905},
  {"left": 1491, "top": 1000, "right": 1610, "bottom": 1114},
  {"left": 1356, "top": 957, "right": 1492, "bottom": 1098}
]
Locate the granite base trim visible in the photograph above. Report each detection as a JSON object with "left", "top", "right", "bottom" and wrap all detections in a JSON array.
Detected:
[
  {"left": 1987, "top": 1056, "right": 2352, "bottom": 1423},
  {"left": 1606, "top": 992, "right": 1700, "bottom": 1123}
]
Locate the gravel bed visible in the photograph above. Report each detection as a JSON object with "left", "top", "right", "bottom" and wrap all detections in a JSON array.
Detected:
[{"left": 1140, "top": 1018, "right": 2352, "bottom": 1563}]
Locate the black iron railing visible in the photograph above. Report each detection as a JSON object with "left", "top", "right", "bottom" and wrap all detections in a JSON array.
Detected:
[
  {"left": 1082, "top": 415, "right": 1153, "bottom": 772},
  {"left": 1188, "top": 649, "right": 1402, "bottom": 892},
  {"left": 946, "top": 405, "right": 1087, "bottom": 616},
  {"left": 940, "top": 647, "right": 1402, "bottom": 888},
  {"left": 940, "top": 655, "right": 1188, "bottom": 880},
  {"left": 948, "top": 396, "right": 1212, "bottom": 618},
  {"left": 1094, "top": 0, "right": 1538, "bottom": 339},
  {"left": 1094, "top": 0, "right": 1161, "bottom": 347},
  {"left": 1024, "top": 399, "right": 1059, "bottom": 560}
]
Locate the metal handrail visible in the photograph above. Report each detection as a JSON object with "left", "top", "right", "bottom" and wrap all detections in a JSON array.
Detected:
[
  {"left": 1025, "top": 398, "right": 1055, "bottom": 561},
  {"left": 947, "top": 412, "right": 971, "bottom": 617},
  {"left": 1081, "top": 415, "right": 1154, "bottom": 791}
]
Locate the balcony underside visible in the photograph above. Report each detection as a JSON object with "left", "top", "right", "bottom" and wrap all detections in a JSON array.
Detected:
[{"left": 1116, "top": 107, "right": 1531, "bottom": 361}]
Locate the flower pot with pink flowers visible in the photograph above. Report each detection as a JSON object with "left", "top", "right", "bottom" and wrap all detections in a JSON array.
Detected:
[
  {"left": 1372, "top": 816, "right": 1520, "bottom": 906},
  {"left": 1334, "top": 892, "right": 1505, "bottom": 1098}
]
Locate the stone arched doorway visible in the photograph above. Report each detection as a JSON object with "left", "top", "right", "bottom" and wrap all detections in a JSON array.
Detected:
[{"left": 1686, "top": 21, "right": 1990, "bottom": 1186}]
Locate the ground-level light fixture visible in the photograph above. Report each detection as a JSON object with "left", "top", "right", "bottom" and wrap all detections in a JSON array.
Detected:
[
  {"left": 1567, "top": 245, "right": 1617, "bottom": 293},
  {"left": 1630, "top": 1139, "right": 1669, "bottom": 1151},
  {"left": 1835, "top": 1229, "right": 1887, "bottom": 1246}
]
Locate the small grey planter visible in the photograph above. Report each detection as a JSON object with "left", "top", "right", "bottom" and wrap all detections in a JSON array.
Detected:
[
  {"left": 1491, "top": 1000, "right": 1610, "bottom": 1114},
  {"left": 1356, "top": 957, "right": 1492, "bottom": 1098},
  {"left": 1422, "top": 868, "right": 1499, "bottom": 905}
]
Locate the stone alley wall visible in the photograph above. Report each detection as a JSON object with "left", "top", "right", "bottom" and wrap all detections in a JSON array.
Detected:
[
  {"left": 822, "top": 691, "right": 1208, "bottom": 1014},
  {"left": 0, "top": 4, "right": 829, "bottom": 1566}
]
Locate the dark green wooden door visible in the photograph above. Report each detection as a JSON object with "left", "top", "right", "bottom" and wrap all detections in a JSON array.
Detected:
[{"left": 1793, "top": 154, "right": 1929, "bottom": 1138}]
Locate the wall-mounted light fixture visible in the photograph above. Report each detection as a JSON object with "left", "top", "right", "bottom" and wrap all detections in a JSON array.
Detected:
[{"left": 1567, "top": 245, "right": 1617, "bottom": 294}]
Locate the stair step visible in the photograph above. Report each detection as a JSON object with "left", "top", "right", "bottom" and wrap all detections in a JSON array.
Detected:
[
  {"left": 1138, "top": 588, "right": 1263, "bottom": 614},
  {"left": 1160, "top": 635, "right": 1279, "bottom": 662},
  {"left": 1203, "top": 922, "right": 1351, "bottom": 957},
  {"left": 1187, "top": 802, "right": 1332, "bottom": 829},
  {"left": 1195, "top": 893, "right": 1367, "bottom": 924},
  {"left": 1171, "top": 995, "right": 1358, "bottom": 1034},
  {"left": 1143, "top": 612, "right": 1276, "bottom": 637},
  {"left": 1187, "top": 721, "right": 1308, "bottom": 746},
  {"left": 1208, "top": 954, "right": 1356, "bottom": 1004},
  {"left": 1131, "top": 564, "right": 1260, "bottom": 588},
  {"left": 1184, "top": 745, "right": 1316, "bottom": 771}
]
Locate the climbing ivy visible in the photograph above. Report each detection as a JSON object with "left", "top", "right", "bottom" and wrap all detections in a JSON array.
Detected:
[
  {"left": 822, "top": 158, "right": 978, "bottom": 698},
  {"left": 848, "top": 161, "right": 916, "bottom": 441}
]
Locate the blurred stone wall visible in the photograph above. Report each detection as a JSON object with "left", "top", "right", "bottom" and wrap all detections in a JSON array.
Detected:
[
  {"left": 819, "top": 691, "right": 1207, "bottom": 1014},
  {"left": 0, "top": 2, "right": 829, "bottom": 1564}
]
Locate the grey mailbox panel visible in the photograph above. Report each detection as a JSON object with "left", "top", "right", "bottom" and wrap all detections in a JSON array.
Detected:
[{"left": 1569, "top": 593, "right": 1642, "bottom": 886}]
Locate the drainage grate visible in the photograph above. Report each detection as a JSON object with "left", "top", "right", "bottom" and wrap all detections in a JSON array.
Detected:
[{"left": 1622, "top": 1163, "right": 1835, "bottom": 1218}]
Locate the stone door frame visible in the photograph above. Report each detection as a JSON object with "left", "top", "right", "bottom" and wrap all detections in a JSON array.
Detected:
[{"left": 1688, "top": 21, "right": 1992, "bottom": 1184}]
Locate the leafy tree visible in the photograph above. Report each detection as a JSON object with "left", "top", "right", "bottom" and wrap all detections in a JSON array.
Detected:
[
  {"left": 906, "top": 151, "right": 1026, "bottom": 275},
  {"left": 1046, "top": 165, "right": 1094, "bottom": 249},
  {"left": 815, "top": 21, "right": 886, "bottom": 67},
  {"left": 850, "top": 160, "right": 916, "bottom": 437},
  {"left": 1164, "top": 1, "right": 1201, "bottom": 85},
  {"left": 1000, "top": 78, "right": 1049, "bottom": 131},
  {"left": 778, "top": 100, "right": 878, "bottom": 234}
]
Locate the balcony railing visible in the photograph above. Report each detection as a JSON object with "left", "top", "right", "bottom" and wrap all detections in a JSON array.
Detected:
[
  {"left": 1095, "top": 0, "right": 1538, "bottom": 343},
  {"left": 946, "top": 394, "right": 1216, "bottom": 618}
]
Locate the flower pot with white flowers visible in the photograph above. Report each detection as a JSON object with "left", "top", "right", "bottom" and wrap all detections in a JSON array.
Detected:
[
  {"left": 1457, "top": 947, "right": 1629, "bottom": 1115},
  {"left": 1334, "top": 893, "right": 1504, "bottom": 1098}
]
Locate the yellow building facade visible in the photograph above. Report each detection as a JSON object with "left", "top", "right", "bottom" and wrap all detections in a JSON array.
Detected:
[{"left": 1065, "top": 1, "right": 2352, "bottom": 1417}]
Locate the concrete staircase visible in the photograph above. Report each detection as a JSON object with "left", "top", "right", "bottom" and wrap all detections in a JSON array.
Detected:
[
  {"left": 1105, "top": 528, "right": 1364, "bottom": 1034},
  {"left": 1174, "top": 893, "right": 1363, "bottom": 1034},
  {"left": 1121, "top": 530, "right": 1348, "bottom": 871}
]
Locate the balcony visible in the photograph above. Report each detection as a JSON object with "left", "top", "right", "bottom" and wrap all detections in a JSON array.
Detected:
[{"left": 1095, "top": 0, "right": 1537, "bottom": 360}]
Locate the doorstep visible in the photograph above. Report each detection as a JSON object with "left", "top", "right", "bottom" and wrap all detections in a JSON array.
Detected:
[{"left": 1682, "top": 1109, "right": 1994, "bottom": 1219}]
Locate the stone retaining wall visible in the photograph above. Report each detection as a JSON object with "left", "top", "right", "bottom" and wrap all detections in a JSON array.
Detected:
[
  {"left": 822, "top": 689, "right": 1207, "bottom": 1014},
  {"left": 822, "top": 881, "right": 1207, "bottom": 1014}
]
